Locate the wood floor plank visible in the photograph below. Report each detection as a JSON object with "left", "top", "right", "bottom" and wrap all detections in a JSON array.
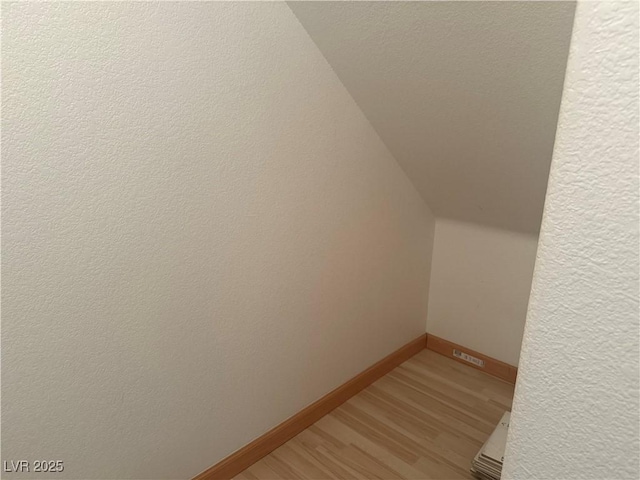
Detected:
[
  {"left": 234, "top": 350, "right": 514, "bottom": 479},
  {"left": 314, "top": 414, "right": 428, "bottom": 479},
  {"left": 241, "top": 459, "right": 287, "bottom": 480}
]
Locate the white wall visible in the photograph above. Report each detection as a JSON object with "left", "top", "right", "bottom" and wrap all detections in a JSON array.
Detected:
[
  {"left": 427, "top": 219, "right": 538, "bottom": 366},
  {"left": 1, "top": 2, "right": 435, "bottom": 479},
  {"left": 288, "top": 1, "right": 575, "bottom": 233},
  {"left": 503, "top": 1, "right": 639, "bottom": 478}
]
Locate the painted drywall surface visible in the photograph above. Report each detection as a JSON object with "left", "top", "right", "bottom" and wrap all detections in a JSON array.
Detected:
[
  {"left": 426, "top": 219, "right": 538, "bottom": 366},
  {"left": 288, "top": 1, "right": 575, "bottom": 234},
  {"left": 502, "top": 1, "right": 639, "bottom": 478},
  {"left": 1, "top": 2, "right": 435, "bottom": 478}
]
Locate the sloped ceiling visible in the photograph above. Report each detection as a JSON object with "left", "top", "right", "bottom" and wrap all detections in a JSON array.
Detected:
[{"left": 288, "top": 1, "right": 575, "bottom": 234}]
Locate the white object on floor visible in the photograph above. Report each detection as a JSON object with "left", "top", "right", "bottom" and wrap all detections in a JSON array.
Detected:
[{"left": 471, "top": 411, "right": 510, "bottom": 480}]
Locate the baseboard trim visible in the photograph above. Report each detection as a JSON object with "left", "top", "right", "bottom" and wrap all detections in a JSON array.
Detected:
[
  {"left": 193, "top": 334, "right": 427, "bottom": 480},
  {"left": 426, "top": 334, "right": 517, "bottom": 384}
]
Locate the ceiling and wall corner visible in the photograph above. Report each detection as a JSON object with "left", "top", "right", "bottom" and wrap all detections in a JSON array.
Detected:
[
  {"left": 288, "top": 1, "right": 576, "bottom": 366},
  {"left": 502, "top": 0, "right": 639, "bottom": 477},
  {"left": 288, "top": 0, "right": 576, "bottom": 234}
]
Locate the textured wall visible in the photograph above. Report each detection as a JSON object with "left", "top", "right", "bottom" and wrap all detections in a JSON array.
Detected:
[
  {"left": 288, "top": 1, "right": 575, "bottom": 233},
  {"left": 1, "top": 2, "right": 435, "bottom": 478},
  {"left": 427, "top": 219, "right": 538, "bottom": 366},
  {"left": 503, "top": 1, "right": 639, "bottom": 478}
]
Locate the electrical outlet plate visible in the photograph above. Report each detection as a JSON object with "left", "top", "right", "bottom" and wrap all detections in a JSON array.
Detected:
[{"left": 453, "top": 349, "right": 485, "bottom": 367}]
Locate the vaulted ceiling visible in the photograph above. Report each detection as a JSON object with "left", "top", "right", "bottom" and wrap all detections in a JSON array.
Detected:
[{"left": 288, "top": 1, "right": 576, "bottom": 234}]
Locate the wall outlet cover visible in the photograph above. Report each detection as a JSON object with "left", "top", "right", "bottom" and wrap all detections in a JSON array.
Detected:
[{"left": 453, "top": 349, "right": 485, "bottom": 367}]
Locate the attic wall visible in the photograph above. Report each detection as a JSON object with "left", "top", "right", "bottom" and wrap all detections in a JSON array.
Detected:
[
  {"left": 427, "top": 219, "right": 539, "bottom": 366},
  {"left": 1, "top": 2, "right": 435, "bottom": 478}
]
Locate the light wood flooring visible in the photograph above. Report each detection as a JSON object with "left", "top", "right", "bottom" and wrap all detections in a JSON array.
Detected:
[{"left": 234, "top": 349, "right": 514, "bottom": 480}]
